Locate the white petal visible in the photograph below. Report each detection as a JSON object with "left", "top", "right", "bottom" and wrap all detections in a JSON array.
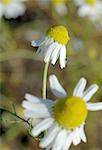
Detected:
[
  {"left": 46, "top": 142, "right": 54, "bottom": 150},
  {"left": 31, "top": 118, "right": 54, "bottom": 137},
  {"left": 0, "top": 4, "right": 4, "bottom": 17},
  {"left": 22, "top": 101, "right": 51, "bottom": 117},
  {"left": 51, "top": 44, "right": 61, "bottom": 65},
  {"left": 79, "top": 124, "right": 87, "bottom": 142},
  {"left": 44, "top": 43, "right": 57, "bottom": 63},
  {"left": 52, "top": 129, "right": 67, "bottom": 150},
  {"left": 31, "top": 38, "right": 44, "bottom": 47},
  {"left": 49, "top": 75, "right": 67, "bottom": 97},
  {"left": 4, "top": 3, "right": 26, "bottom": 18},
  {"left": 40, "top": 125, "right": 60, "bottom": 148},
  {"left": 87, "top": 102, "right": 102, "bottom": 111},
  {"left": 24, "top": 110, "right": 50, "bottom": 118},
  {"left": 63, "top": 132, "right": 73, "bottom": 150},
  {"left": 73, "top": 128, "right": 81, "bottom": 145},
  {"left": 73, "top": 78, "right": 86, "bottom": 97},
  {"left": 59, "top": 46, "right": 66, "bottom": 69},
  {"left": 82, "top": 84, "right": 99, "bottom": 102},
  {"left": 25, "top": 93, "right": 41, "bottom": 103},
  {"left": 25, "top": 93, "right": 53, "bottom": 105}
]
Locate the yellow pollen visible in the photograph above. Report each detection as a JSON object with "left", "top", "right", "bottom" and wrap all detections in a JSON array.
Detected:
[
  {"left": 53, "top": 96, "right": 88, "bottom": 129},
  {"left": 46, "top": 25, "right": 70, "bottom": 45},
  {"left": 2, "top": 0, "right": 11, "bottom": 5},
  {"left": 86, "top": 0, "right": 96, "bottom": 6}
]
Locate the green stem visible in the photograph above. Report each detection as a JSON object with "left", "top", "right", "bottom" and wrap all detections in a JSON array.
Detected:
[
  {"left": 42, "top": 62, "right": 49, "bottom": 99},
  {"left": 0, "top": 108, "right": 32, "bottom": 128}
]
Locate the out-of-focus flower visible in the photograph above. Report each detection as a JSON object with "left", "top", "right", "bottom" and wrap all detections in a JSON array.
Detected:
[
  {"left": 51, "top": 0, "right": 68, "bottom": 16},
  {"left": 22, "top": 75, "right": 102, "bottom": 150},
  {"left": 0, "top": 0, "right": 26, "bottom": 19},
  {"left": 31, "top": 25, "right": 70, "bottom": 69},
  {"left": 74, "top": 0, "right": 102, "bottom": 21}
]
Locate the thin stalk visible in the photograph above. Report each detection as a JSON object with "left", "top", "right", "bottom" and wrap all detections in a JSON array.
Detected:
[
  {"left": 42, "top": 62, "right": 49, "bottom": 99},
  {"left": 0, "top": 108, "right": 32, "bottom": 128}
]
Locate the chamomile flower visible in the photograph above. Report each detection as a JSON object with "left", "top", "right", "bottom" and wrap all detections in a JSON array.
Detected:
[
  {"left": 51, "top": 0, "right": 68, "bottom": 16},
  {"left": 22, "top": 75, "right": 102, "bottom": 150},
  {"left": 31, "top": 25, "right": 70, "bottom": 69},
  {"left": 74, "top": 0, "right": 102, "bottom": 21},
  {"left": 0, "top": 0, "right": 26, "bottom": 19}
]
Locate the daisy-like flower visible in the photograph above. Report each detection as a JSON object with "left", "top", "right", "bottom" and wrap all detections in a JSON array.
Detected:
[
  {"left": 22, "top": 75, "right": 102, "bottom": 150},
  {"left": 31, "top": 25, "right": 70, "bottom": 69},
  {"left": 51, "top": 0, "right": 68, "bottom": 16},
  {"left": 74, "top": 0, "right": 102, "bottom": 21},
  {"left": 0, "top": 0, "right": 26, "bottom": 19}
]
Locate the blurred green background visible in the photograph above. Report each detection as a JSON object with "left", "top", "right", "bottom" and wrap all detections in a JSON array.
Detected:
[{"left": 0, "top": 0, "right": 102, "bottom": 150}]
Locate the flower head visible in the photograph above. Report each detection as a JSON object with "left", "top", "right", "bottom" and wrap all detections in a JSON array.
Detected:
[
  {"left": 22, "top": 75, "right": 102, "bottom": 150},
  {"left": 51, "top": 0, "right": 68, "bottom": 16},
  {"left": 31, "top": 25, "right": 70, "bottom": 69},
  {"left": 0, "top": 0, "right": 26, "bottom": 19},
  {"left": 74, "top": 0, "right": 102, "bottom": 21}
]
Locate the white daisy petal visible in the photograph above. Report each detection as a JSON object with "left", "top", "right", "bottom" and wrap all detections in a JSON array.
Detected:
[
  {"left": 40, "top": 125, "right": 60, "bottom": 148},
  {"left": 73, "top": 128, "right": 81, "bottom": 145},
  {"left": 59, "top": 45, "right": 66, "bottom": 69},
  {"left": 82, "top": 84, "right": 99, "bottom": 102},
  {"left": 25, "top": 93, "right": 41, "bottom": 103},
  {"left": 63, "top": 132, "right": 73, "bottom": 150},
  {"left": 52, "top": 129, "right": 67, "bottom": 150},
  {"left": 31, "top": 38, "right": 44, "bottom": 47},
  {"left": 24, "top": 110, "right": 50, "bottom": 118},
  {"left": 79, "top": 124, "right": 87, "bottom": 142},
  {"left": 0, "top": 4, "right": 4, "bottom": 18},
  {"left": 44, "top": 43, "right": 57, "bottom": 63},
  {"left": 51, "top": 44, "right": 61, "bottom": 65},
  {"left": 49, "top": 75, "right": 67, "bottom": 97},
  {"left": 25, "top": 93, "right": 53, "bottom": 105},
  {"left": 32, "top": 118, "right": 54, "bottom": 137},
  {"left": 73, "top": 78, "right": 87, "bottom": 97},
  {"left": 22, "top": 101, "right": 51, "bottom": 117},
  {"left": 87, "top": 102, "right": 102, "bottom": 111},
  {"left": 5, "top": 3, "right": 26, "bottom": 19}
]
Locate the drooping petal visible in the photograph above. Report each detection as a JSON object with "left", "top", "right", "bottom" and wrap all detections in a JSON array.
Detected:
[
  {"left": 51, "top": 44, "right": 61, "bottom": 65},
  {"left": 31, "top": 38, "right": 45, "bottom": 47},
  {"left": 59, "top": 45, "right": 66, "bottom": 69},
  {"left": 87, "top": 102, "right": 102, "bottom": 111},
  {"left": 40, "top": 125, "right": 60, "bottom": 148},
  {"left": 44, "top": 42, "right": 58, "bottom": 63},
  {"left": 31, "top": 118, "right": 54, "bottom": 137},
  {"left": 79, "top": 124, "right": 87, "bottom": 142},
  {"left": 82, "top": 84, "right": 99, "bottom": 102},
  {"left": 63, "top": 132, "right": 73, "bottom": 150},
  {"left": 49, "top": 75, "right": 67, "bottom": 97},
  {"left": 73, "top": 78, "right": 87, "bottom": 97},
  {"left": 52, "top": 129, "right": 67, "bottom": 150},
  {"left": 72, "top": 128, "right": 81, "bottom": 145}
]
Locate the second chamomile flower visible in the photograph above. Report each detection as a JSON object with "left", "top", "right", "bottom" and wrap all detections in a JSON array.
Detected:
[
  {"left": 74, "top": 0, "right": 102, "bottom": 21},
  {"left": 0, "top": 0, "right": 26, "bottom": 19},
  {"left": 22, "top": 75, "right": 102, "bottom": 150},
  {"left": 31, "top": 25, "right": 70, "bottom": 69}
]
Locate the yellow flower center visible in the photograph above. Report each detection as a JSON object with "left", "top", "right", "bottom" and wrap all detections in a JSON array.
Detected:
[
  {"left": 46, "top": 25, "right": 70, "bottom": 45},
  {"left": 51, "top": 0, "right": 67, "bottom": 6},
  {"left": 86, "top": 0, "right": 96, "bottom": 6},
  {"left": 53, "top": 96, "right": 88, "bottom": 129},
  {"left": 2, "top": 0, "right": 11, "bottom": 5}
]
